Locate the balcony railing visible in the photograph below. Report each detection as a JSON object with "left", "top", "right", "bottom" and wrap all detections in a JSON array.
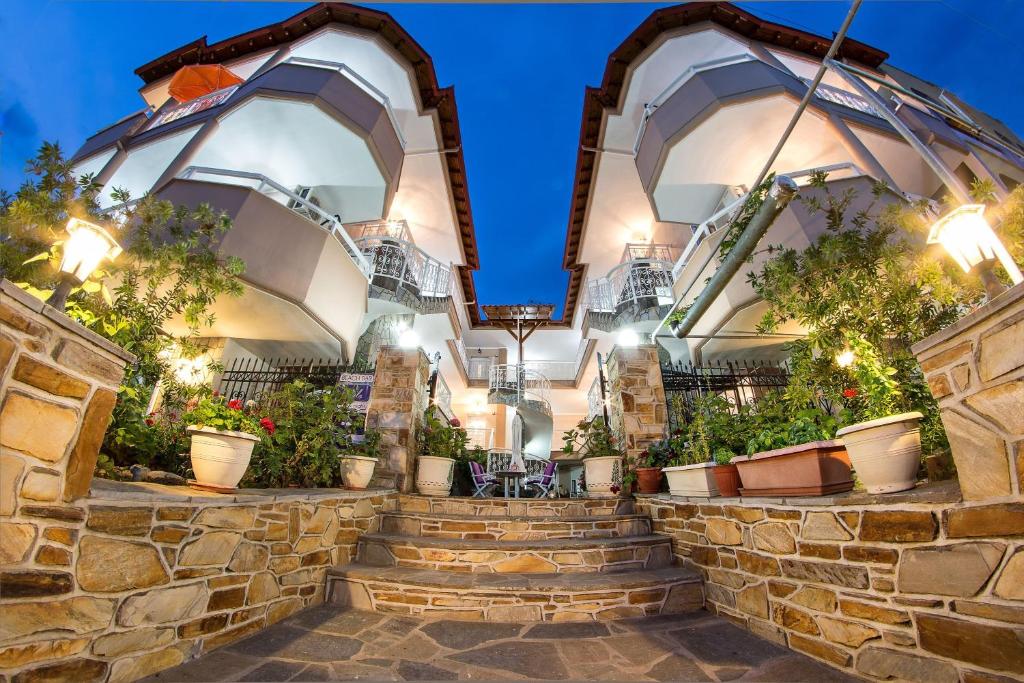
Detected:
[
  {"left": 176, "top": 166, "right": 371, "bottom": 274},
  {"left": 587, "top": 375, "right": 605, "bottom": 421},
  {"left": 434, "top": 372, "right": 454, "bottom": 420},
  {"left": 621, "top": 243, "right": 676, "bottom": 263},
  {"left": 347, "top": 220, "right": 413, "bottom": 243},
  {"left": 804, "top": 79, "right": 882, "bottom": 119},
  {"left": 583, "top": 259, "right": 674, "bottom": 314},
  {"left": 465, "top": 427, "right": 494, "bottom": 451},
  {"left": 283, "top": 57, "right": 406, "bottom": 149},
  {"left": 522, "top": 338, "right": 593, "bottom": 383},
  {"left": 488, "top": 364, "right": 551, "bottom": 411},
  {"left": 354, "top": 236, "right": 454, "bottom": 300}
]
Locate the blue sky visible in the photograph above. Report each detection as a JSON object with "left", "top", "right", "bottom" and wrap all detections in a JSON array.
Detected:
[{"left": 2, "top": 1, "right": 1022, "bottom": 315}]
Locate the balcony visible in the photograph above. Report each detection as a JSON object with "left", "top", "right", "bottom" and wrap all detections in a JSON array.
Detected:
[
  {"left": 487, "top": 364, "right": 551, "bottom": 417},
  {"left": 349, "top": 221, "right": 455, "bottom": 315},
  {"left": 583, "top": 243, "right": 676, "bottom": 333}
]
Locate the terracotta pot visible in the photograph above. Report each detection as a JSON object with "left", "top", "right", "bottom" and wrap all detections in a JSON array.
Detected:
[
  {"left": 734, "top": 440, "right": 852, "bottom": 497},
  {"left": 636, "top": 467, "right": 663, "bottom": 494},
  {"left": 416, "top": 456, "right": 455, "bottom": 496},
  {"left": 339, "top": 455, "right": 378, "bottom": 489},
  {"left": 187, "top": 426, "right": 259, "bottom": 490},
  {"left": 584, "top": 456, "right": 622, "bottom": 497},
  {"left": 712, "top": 464, "right": 741, "bottom": 497},
  {"left": 836, "top": 412, "right": 922, "bottom": 494},
  {"left": 663, "top": 462, "right": 719, "bottom": 497}
]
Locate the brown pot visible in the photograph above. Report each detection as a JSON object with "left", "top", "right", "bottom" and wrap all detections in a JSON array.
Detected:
[
  {"left": 712, "top": 464, "right": 741, "bottom": 497},
  {"left": 636, "top": 467, "right": 663, "bottom": 494},
  {"left": 734, "top": 440, "right": 852, "bottom": 497}
]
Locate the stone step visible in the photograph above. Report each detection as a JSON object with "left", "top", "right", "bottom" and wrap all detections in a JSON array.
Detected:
[
  {"left": 357, "top": 533, "right": 673, "bottom": 573},
  {"left": 327, "top": 564, "right": 703, "bottom": 622},
  {"left": 398, "top": 494, "right": 634, "bottom": 518},
  {"left": 380, "top": 511, "right": 652, "bottom": 540}
]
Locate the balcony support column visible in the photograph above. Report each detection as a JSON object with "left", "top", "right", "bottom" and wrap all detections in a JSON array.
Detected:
[
  {"left": 365, "top": 346, "right": 432, "bottom": 492},
  {"left": 605, "top": 345, "right": 669, "bottom": 470}
]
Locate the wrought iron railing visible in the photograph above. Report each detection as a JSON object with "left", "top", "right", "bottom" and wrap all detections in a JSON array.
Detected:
[
  {"left": 488, "top": 364, "right": 551, "bottom": 410},
  {"left": 177, "top": 166, "right": 372, "bottom": 275},
  {"left": 216, "top": 356, "right": 375, "bottom": 409},
  {"left": 803, "top": 78, "right": 882, "bottom": 118},
  {"left": 583, "top": 259, "right": 674, "bottom": 314},
  {"left": 354, "top": 236, "right": 454, "bottom": 300}
]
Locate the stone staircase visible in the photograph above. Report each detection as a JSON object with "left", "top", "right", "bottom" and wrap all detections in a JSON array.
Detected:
[{"left": 326, "top": 494, "right": 703, "bottom": 622}]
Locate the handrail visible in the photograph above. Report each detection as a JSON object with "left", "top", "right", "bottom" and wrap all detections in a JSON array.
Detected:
[
  {"left": 284, "top": 56, "right": 407, "bottom": 149},
  {"left": 177, "top": 165, "right": 372, "bottom": 275},
  {"left": 584, "top": 258, "right": 675, "bottom": 313},
  {"left": 489, "top": 363, "right": 551, "bottom": 406},
  {"left": 353, "top": 235, "right": 453, "bottom": 298}
]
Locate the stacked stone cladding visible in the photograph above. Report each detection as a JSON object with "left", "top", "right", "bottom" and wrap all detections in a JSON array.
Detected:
[
  {"left": 0, "top": 483, "right": 395, "bottom": 682},
  {"left": 604, "top": 346, "right": 668, "bottom": 460},
  {"left": 365, "top": 347, "right": 431, "bottom": 493},
  {"left": 636, "top": 484, "right": 1024, "bottom": 682}
]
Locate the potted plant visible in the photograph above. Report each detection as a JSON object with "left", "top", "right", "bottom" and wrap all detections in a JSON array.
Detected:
[
  {"left": 834, "top": 335, "right": 922, "bottom": 494},
  {"left": 185, "top": 395, "right": 273, "bottom": 490},
  {"left": 416, "top": 408, "right": 467, "bottom": 496},
  {"left": 735, "top": 405, "right": 852, "bottom": 497},
  {"left": 662, "top": 405, "right": 719, "bottom": 497},
  {"left": 711, "top": 448, "right": 741, "bottom": 497},
  {"left": 635, "top": 440, "right": 671, "bottom": 494},
  {"left": 562, "top": 417, "right": 623, "bottom": 498},
  {"left": 340, "top": 429, "right": 382, "bottom": 489}
]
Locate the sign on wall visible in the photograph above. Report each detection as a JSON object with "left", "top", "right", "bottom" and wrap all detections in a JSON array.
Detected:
[{"left": 340, "top": 372, "right": 375, "bottom": 413}]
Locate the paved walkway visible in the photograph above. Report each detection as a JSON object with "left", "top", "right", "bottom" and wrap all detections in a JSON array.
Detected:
[{"left": 145, "top": 607, "right": 857, "bottom": 681}]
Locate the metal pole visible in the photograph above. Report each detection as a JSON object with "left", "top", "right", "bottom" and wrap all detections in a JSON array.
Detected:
[
  {"left": 596, "top": 351, "right": 610, "bottom": 425},
  {"left": 669, "top": 176, "right": 800, "bottom": 339}
]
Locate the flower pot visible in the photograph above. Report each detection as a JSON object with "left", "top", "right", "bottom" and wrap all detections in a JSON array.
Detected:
[
  {"left": 187, "top": 426, "right": 260, "bottom": 490},
  {"left": 584, "top": 456, "right": 622, "bottom": 497},
  {"left": 712, "top": 464, "right": 741, "bottom": 497},
  {"left": 734, "top": 440, "right": 852, "bottom": 497},
  {"left": 663, "top": 462, "right": 719, "bottom": 497},
  {"left": 836, "top": 412, "right": 923, "bottom": 494},
  {"left": 416, "top": 456, "right": 455, "bottom": 496},
  {"left": 339, "top": 455, "right": 378, "bottom": 490},
  {"left": 636, "top": 467, "right": 663, "bottom": 494}
]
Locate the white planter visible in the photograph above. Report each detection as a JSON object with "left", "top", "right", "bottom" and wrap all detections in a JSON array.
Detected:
[
  {"left": 416, "top": 456, "right": 455, "bottom": 496},
  {"left": 663, "top": 462, "right": 720, "bottom": 497},
  {"left": 188, "top": 426, "right": 260, "bottom": 490},
  {"left": 584, "top": 456, "right": 623, "bottom": 498},
  {"left": 836, "top": 412, "right": 923, "bottom": 494},
  {"left": 340, "top": 455, "right": 378, "bottom": 490}
]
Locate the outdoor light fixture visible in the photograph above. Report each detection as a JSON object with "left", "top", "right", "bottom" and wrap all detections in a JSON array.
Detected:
[
  {"left": 927, "top": 204, "right": 1024, "bottom": 298},
  {"left": 617, "top": 328, "right": 640, "bottom": 348},
  {"left": 836, "top": 348, "right": 855, "bottom": 368},
  {"left": 47, "top": 217, "right": 122, "bottom": 310},
  {"left": 398, "top": 327, "right": 420, "bottom": 349}
]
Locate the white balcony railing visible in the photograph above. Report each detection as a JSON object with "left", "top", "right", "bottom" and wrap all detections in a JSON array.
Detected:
[
  {"left": 283, "top": 57, "right": 406, "bottom": 149},
  {"left": 434, "top": 372, "right": 454, "bottom": 420},
  {"left": 583, "top": 259, "right": 674, "bottom": 314},
  {"left": 355, "top": 236, "right": 454, "bottom": 299},
  {"left": 465, "top": 427, "right": 494, "bottom": 451},
  {"left": 176, "top": 166, "right": 372, "bottom": 275},
  {"left": 489, "top": 364, "right": 551, "bottom": 408},
  {"left": 587, "top": 375, "right": 604, "bottom": 421},
  {"left": 347, "top": 219, "right": 413, "bottom": 243},
  {"left": 804, "top": 79, "right": 882, "bottom": 119}
]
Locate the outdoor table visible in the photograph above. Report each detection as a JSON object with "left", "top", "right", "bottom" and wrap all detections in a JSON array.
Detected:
[{"left": 494, "top": 470, "right": 526, "bottom": 498}]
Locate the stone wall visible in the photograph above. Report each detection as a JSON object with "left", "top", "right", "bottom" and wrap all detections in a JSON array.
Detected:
[
  {"left": 365, "top": 347, "right": 431, "bottom": 492},
  {"left": 913, "top": 282, "right": 1024, "bottom": 501},
  {"left": 636, "top": 485, "right": 1024, "bottom": 682},
  {"left": 0, "top": 481, "right": 395, "bottom": 682},
  {"left": 0, "top": 280, "right": 134, "bottom": 507},
  {"left": 604, "top": 345, "right": 668, "bottom": 460}
]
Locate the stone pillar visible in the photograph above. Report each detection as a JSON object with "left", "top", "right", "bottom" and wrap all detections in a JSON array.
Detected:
[
  {"left": 605, "top": 345, "right": 669, "bottom": 462},
  {"left": 0, "top": 280, "right": 135, "bottom": 511},
  {"left": 364, "top": 346, "right": 431, "bottom": 493},
  {"left": 912, "top": 282, "right": 1024, "bottom": 501}
]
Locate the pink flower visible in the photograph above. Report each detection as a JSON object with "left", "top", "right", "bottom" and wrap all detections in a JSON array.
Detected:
[
  {"left": 227, "top": 399, "right": 243, "bottom": 410},
  {"left": 145, "top": 418, "right": 155, "bottom": 427},
  {"left": 450, "top": 417, "right": 461, "bottom": 428},
  {"left": 260, "top": 417, "right": 276, "bottom": 435}
]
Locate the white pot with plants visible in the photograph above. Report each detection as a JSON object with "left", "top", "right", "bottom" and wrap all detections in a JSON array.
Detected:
[
  {"left": 837, "top": 412, "right": 923, "bottom": 494},
  {"left": 661, "top": 401, "right": 720, "bottom": 497},
  {"left": 562, "top": 417, "right": 624, "bottom": 498},
  {"left": 340, "top": 430, "right": 381, "bottom": 490},
  {"left": 415, "top": 409, "right": 464, "bottom": 496},
  {"left": 186, "top": 396, "right": 274, "bottom": 490},
  {"left": 663, "top": 461, "right": 720, "bottom": 497}
]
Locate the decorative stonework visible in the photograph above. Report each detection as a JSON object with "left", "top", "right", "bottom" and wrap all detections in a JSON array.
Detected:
[
  {"left": 912, "top": 282, "right": 1024, "bottom": 500},
  {"left": 604, "top": 345, "right": 669, "bottom": 459},
  {"left": 0, "top": 482, "right": 395, "bottom": 682},
  {"left": 637, "top": 485, "right": 1024, "bottom": 681},
  {"left": 365, "top": 347, "right": 431, "bottom": 493},
  {"left": 0, "top": 280, "right": 135, "bottom": 507}
]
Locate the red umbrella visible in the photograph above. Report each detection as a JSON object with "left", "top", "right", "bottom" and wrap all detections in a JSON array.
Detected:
[{"left": 168, "top": 64, "right": 244, "bottom": 103}]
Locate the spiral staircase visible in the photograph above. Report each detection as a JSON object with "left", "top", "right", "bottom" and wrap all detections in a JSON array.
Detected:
[{"left": 486, "top": 363, "right": 554, "bottom": 462}]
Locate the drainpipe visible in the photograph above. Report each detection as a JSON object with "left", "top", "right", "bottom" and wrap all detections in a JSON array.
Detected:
[{"left": 668, "top": 175, "right": 799, "bottom": 339}]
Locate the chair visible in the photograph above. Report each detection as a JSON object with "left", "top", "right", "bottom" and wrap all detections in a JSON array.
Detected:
[
  {"left": 524, "top": 461, "right": 557, "bottom": 497},
  {"left": 469, "top": 461, "right": 499, "bottom": 498}
]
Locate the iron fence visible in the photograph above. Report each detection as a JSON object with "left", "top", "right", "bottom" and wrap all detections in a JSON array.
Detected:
[
  {"left": 216, "top": 356, "right": 376, "bottom": 409},
  {"left": 660, "top": 359, "right": 791, "bottom": 433}
]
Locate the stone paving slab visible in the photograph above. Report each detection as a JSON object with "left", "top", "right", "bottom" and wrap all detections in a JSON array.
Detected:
[{"left": 143, "top": 606, "right": 859, "bottom": 682}]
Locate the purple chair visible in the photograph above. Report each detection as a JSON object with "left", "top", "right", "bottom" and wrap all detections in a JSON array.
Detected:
[
  {"left": 470, "top": 461, "right": 498, "bottom": 498},
  {"left": 524, "top": 461, "right": 557, "bottom": 497}
]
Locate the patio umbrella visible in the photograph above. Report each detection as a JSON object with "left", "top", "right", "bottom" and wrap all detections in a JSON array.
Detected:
[{"left": 168, "top": 64, "right": 244, "bottom": 103}]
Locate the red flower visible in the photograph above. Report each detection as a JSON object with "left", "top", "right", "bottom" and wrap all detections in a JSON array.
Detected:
[
  {"left": 843, "top": 388, "right": 858, "bottom": 399},
  {"left": 145, "top": 418, "right": 155, "bottom": 427},
  {"left": 212, "top": 390, "right": 220, "bottom": 397},
  {"left": 260, "top": 417, "right": 276, "bottom": 435},
  {"left": 610, "top": 485, "right": 621, "bottom": 495},
  {"left": 450, "top": 417, "right": 461, "bottom": 428},
  {"left": 227, "top": 399, "right": 243, "bottom": 410}
]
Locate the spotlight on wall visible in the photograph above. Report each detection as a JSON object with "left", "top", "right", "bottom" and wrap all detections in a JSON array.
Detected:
[
  {"left": 398, "top": 328, "right": 420, "bottom": 349},
  {"left": 617, "top": 328, "right": 640, "bottom": 348},
  {"left": 927, "top": 204, "right": 1023, "bottom": 298}
]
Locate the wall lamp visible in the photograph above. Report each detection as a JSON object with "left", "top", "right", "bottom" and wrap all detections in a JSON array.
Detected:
[
  {"left": 927, "top": 204, "right": 1023, "bottom": 299},
  {"left": 46, "top": 217, "right": 122, "bottom": 310}
]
